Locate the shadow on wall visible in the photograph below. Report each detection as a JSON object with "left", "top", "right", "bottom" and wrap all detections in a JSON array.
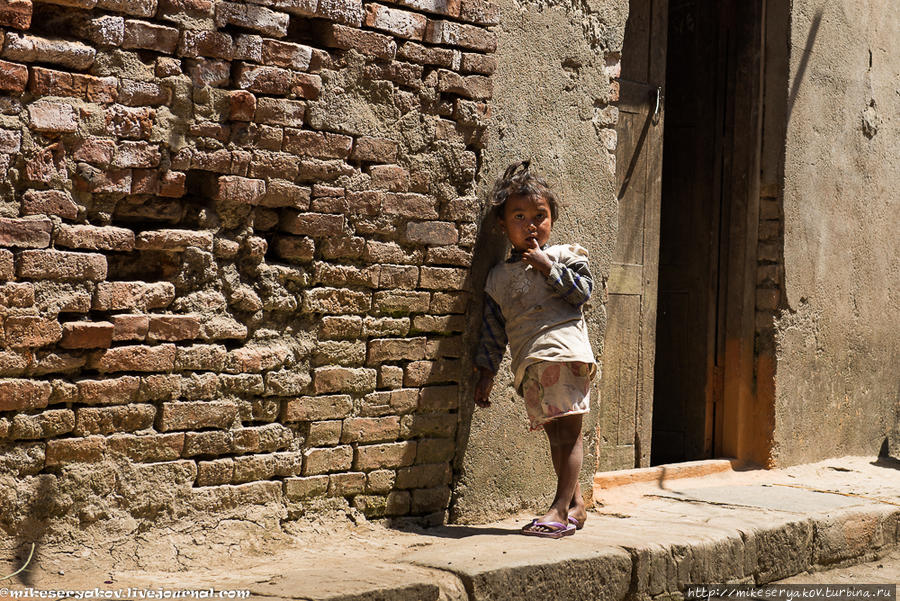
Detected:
[{"left": 447, "top": 205, "right": 507, "bottom": 521}]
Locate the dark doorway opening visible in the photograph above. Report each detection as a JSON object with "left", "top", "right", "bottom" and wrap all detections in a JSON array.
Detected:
[{"left": 651, "top": 0, "right": 744, "bottom": 465}]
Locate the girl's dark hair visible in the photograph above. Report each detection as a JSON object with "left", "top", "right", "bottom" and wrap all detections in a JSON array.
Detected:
[{"left": 489, "top": 160, "right": 559, "bottom": 221}]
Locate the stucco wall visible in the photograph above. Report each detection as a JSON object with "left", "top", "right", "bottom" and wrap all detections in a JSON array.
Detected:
[
  {"left": 450, "top": 0, "right": 626, "bottom": 523},
  {"left": 773, "top": 0, "right": 900, "bottom": 464}
]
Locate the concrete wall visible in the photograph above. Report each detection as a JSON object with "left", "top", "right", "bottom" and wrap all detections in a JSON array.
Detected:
[
  {"left": 772, "top": 0, "right": 900, "bottom": 464},
  {"left": 450, "top": 0, "right": 626, "bottom": 523}
]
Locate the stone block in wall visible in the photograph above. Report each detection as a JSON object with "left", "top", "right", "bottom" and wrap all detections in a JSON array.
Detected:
[
  {"left": 74, "top": 404, "right": 156, "bottom": 436},
  {"left": 320, "top": 23, "right": 396, "bottom": 60},
  {"left": 87, "top": 343, "right": 177, "bottom": 373},
  {"left": 17, "top": 250, "right": 107, "bottom": 281},
  {"left": 303, "top": 287, "right": 371, "bottom": 314},
  {"left": 411, "top": 485, "right": 451, "bottom": 513},
  {"left": 307, "top": 420, "right": 342, "bottom": 446},
  {"left": 0, "top": 217, "right": 51, "bottom": 248},
  {"left": 313, "top": 366, "right": 377, "bottom": 394},
  {"left": 178, "top": 30, "right": 234, "bottom": 60},
  {"left": 28, "top": 100, "right": 78, "bottom": 133},
  {"left": 215, "top": 2, "right": 289, "bottom": 37},
  {"left": 29, "top": 68, "right": 118, "bottom": 103},
  {"left": 315, "top": 0, "right": 363, "bottom": 26},
  {"left": 366, "top": 469, "right": 395, "bottom": 493},
  {"left": 93, "top": 281, "right": 175, "bottom": 311},
  {"left": 0, "top": 379, "right": 52, "bottom": 412},
  {"left": 425, "top": 245, "right": 473, "bottom": 266},
  {"left": 9, "top": 409, "right": 74, "bottom": 440},
  {"left": 341, "top": 416, "right": 401, "bottom": 444},
  {"left": 458, "top": 0, "right": 499, "bottom": 25},
  {"left": 97, "top": 0, "right": 157, "bottom": 17},
  {"left": 122, "top": 20, "right": 179, "bottom": 53},
  {"left": 417, "top": 385, "right": 459, "bottom": 411},
  {"left": 403, "top": 358, "right": 461, "bottom": 386},
  {"left": 395, "top": 462, "right": 451, "bottom": 489},
  {"left": 77, "top": 376, "right": 140, "bottom": 405},
  {"left": 2, "top": 32, "right": 96, "bottom": 70},
  {"left": 283, "top": 395, "right": 353, "bottom": 422},
  {"left": 366, "top": 337, "right": 427, "bottom": 364},
  {"left": 59, "top": 321, "right": 115, "bottom": 349},
  {"left": 460, "top": 51, "right": 495, "bottom": 75},
  {"left": 0, "top": 0, "right": 32, "bottom": 30},
  {"left": 284, "top": 475, "right": 328, "bottom": 499},
  {"left": 158, "top": 400, "right": 238, "bottom": 431},
  {"left": 429, "top": 291, "right": 468, "bottom": 313},
  {"left": 107, "top": 432, "right": 184, "bottom": 462},
  {"left": 365, "top": 3, "right": 428, "bottom": 40},
  {"left": 400, "top": 413, "right": 457, "bottom": 438},
  {"left": 0, "top": 59, "right": 28, "bottom": 92},
  {"left": 56, "top": 225, "right": 135, "bottom": 251},
  {"left": 110, "top": 316, "right": 146, "bottom": 341},
  {"left": 45, "top": 435, "right": 107, "bottom": 466},
  {"left": 197, "top": 458, "right": 234, "bottom": 486},
  {"left": 303, "top": 444, "right": 352, "bottom": 475},
  {"left": 436, "top": 69, "right": 492, "bottom": 100},
  {"left": 328, "top": 472, "right": 365, "bottom": 496},
  {"left": 425, "top": 19, "right": 497, "bottom": 53},
  {"left": 21, "top": 190, "right": 79, "bottom": 220},
  {"left": 416, "top": 437, "right": 454, "bottom": 463},
  {"left": 353, "top": 440, "right": 417, "bottom": 470}
]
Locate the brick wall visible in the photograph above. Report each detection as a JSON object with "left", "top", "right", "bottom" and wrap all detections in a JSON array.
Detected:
[{"left": 0, "top": 0, "right": 496, "bottom": 534}]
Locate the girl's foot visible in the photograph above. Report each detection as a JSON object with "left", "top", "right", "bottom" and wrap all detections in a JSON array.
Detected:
[{"left": 567, "top": 511, "right": 587, "bottom": 530}]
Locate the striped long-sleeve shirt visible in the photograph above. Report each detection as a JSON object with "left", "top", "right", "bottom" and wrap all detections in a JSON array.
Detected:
[{"left": 474, "top": 250, "right": 593, "bottom": 373}]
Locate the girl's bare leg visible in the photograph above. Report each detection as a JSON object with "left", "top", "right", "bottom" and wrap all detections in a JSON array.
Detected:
[
  {"left": 544, "top": 419, "right": 587, "bottom": 526},
  {"left": 531, "top": 413, "right": 584, "bottom": 530}
]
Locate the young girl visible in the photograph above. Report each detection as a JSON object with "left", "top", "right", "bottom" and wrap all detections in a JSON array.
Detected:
[{"left": 474, "top": 160, "right": 596, "bottom": 539}]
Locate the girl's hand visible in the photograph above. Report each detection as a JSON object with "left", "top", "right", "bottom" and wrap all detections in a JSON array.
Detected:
[
  {"left": 522, "top": 238, "right": 552, "bottom": 276},
  {"left": 474, "top": 367, "right": 495, "bottom": 408}
]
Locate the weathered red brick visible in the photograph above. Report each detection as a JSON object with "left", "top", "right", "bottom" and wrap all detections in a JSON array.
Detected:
[
  {"left": 178, "top": 29, "right": 234, "bottom": 59},
  {"left": 159, "top": 170, "right": 187, "bottom": 197},
  {"left": 97, "top": 0, "right": 157, "bottom": 17},
  {"left": 367, "top": 337, "right": 427, "bottom": 364},
  {"left": 29, "top": 67, "right": 117, "bottom": 103},
  {"left": 21, "top": 190, "right": 79, "bottom": 220},
  {"left": 88, "top": 344, "right": 177, "bottom": 373},
  {"left": 372, "top": 290, "right": 430, "bottom": 314},
  {"left": 147, "top": 315, "right": 201, "bottom": 341},
  {"left": 261, "top": 39, "right": 313, "bottom": 70},
  {"left": 59, "top": 321, "right": 115, "bottom": 350},
  {"left": 74, "top": 163, "right": 132, "bottom": 194},
  {"left": 55, "top": 225, "right": 134, "bottom": 251},
  {"left": 76, "top": 376, "right": 140, "bottom": 405},
  {"left": 135, "top": 229, "right": 214, "bottom": 251},
  {"left": 365, "top": 3, "right": 427, "bottom": 40},
  {"left": 437, "top": 69, "right": 492, "bottom": 99},
  {"left": 404, "top": 358, "right": 461, "bottom": 386},
  {"left": 303, "top": 287, "right": 371, "bottom": 314},
  {"left": 108, "top": 432, "right": 184, "bottom": 462},
  {"left": 75, "top": 404, "right": 156, "bottom": 436},
  {"left": 279, "top": 212, "right": 345, "bottom": 237},
  {"left": 393, "top": 0, "right": 459, "bottom": 17},
  {"left": 341, "top": 416, "right": 400, "bottom": 444},
  {"left": 315, "top": 0, "right": 363, "bottom": 25},
  {"left": 215, "top": 175, "right": 266, "bottom": 205},
  {"left": 105, "top": 105, "right": 155, "bottom": 140},
  {"left": 184, "top": 58, "right": 231, "bottom": 87},
  {"left": 123, "top": 20, "right": 179, "bottom": 53},
  {"left": 303, "top": 445, "right": 353, "bottom": 476},
  {"left": 234, "top": 63, "right": 294, "bottom": 95},
  {"left": 459, "top": 0, "right": 498, "bottom": 24},
  {"left": 321, "top": 23, "right": 396, "bottom": 60},
  {"left": 353, "top": 441, "right": 417, "bottom": 470},
  {"left": 405, "top": 221, "right": 458, "bottom": 245},
  {"left": 0, "top": 217, "right": 51, "bottom": 248},
  {"left": 45, "top": 435, "right": 106, "bottom": 466},
  {"left": 0, "top": 379, "right": 51, "bottom": 411},
  {"left": 313, "top": 366, "right": 377, "bottom": 394},
  {"left": 425, "top": 19, "right": 497, "bottom": 52},
  {"left": 0, "top": 0, "right": 32, "bottom": 30},
  {"left": 158, "top": 400, "right": 238, "bottom": 431},
  {"left": 229, "top": 91, "right": 256, "bottom": 121},
  {"left": 215, "top": 2, "right": 289, "bottom": 37},
  {"left": 4, "top": 316, "right": 62, "bottom": 348},
  {"left": 223, "top": 344, "right": 290, "bottom": 374},
  {"left": 113, "top": 141, "right": 161, "bottom": 168},
  {"left": 17, "top": 250, "right": 107, "bottom": 281},
  {"left": 94, "top": 282, "right": 175, "bottom": 311},
  {"left": 284, "top": 475, "right": 329, "bottom": 499},
  {"left": 3, "top": 32, "right": 96, "bottom": 70},
  {"left": 0, "top": 282, "right": 34, "bottom": 307},
  {"left": 28, "top": 100, "right": 78, "bottom": 133},
  {"left": 175, "top": 344, "right": 226, "bottom": 371},
  {"left": 419, "top": 266, "right": 468, "bottom": 290},
  {"left": 9, "top": 409, "right": 75, "bottom": 440},
  {"left": 73, "top": 138, "right": 116, "bottom": 165},
  {"left": 282, "top": 129, "right": 352, "bottom": 159},
  {"left": 460, "top": 51, "right": 496, "bottom": 74},
  {"left": 0, "top": 59, "right": 28, "bottom": 92}
]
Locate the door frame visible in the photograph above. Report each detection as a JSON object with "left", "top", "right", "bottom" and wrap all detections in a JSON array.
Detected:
[{"left": 715, "top": 0, "right": 765, "bottom": 463}]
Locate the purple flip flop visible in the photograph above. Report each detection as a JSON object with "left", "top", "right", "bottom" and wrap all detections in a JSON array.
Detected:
[{"left": 521, "top": 519, "right": 576, "bottom": 539}]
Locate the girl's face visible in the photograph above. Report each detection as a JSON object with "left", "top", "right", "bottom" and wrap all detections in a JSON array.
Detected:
[{"left": 498, "top": 194, "right": 553, "bottom": 251}]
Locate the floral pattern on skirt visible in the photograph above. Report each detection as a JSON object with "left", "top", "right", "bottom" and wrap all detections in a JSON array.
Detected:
[{"left": 521, "top": 361, "right": 592, "bottom": 431}]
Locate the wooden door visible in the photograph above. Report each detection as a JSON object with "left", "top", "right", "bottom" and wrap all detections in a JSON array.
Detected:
[{"left": 597, "top": 0, "right": 667, "bottom": 470}]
